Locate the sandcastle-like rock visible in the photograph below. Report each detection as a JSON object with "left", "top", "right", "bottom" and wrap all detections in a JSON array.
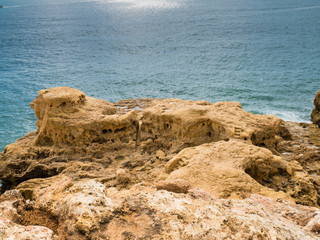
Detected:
[
  {"left": 30, "top": 87, "right": 136, "bottom": 147},
  {"left": 312, "top": 90, "right": 320, "bottom": 127},
  {"left": 141, "top": 99, "right": 282, "bottom": 153},
  {"left": 0, "top": 87, "right": 284, "bottom": 190},
  {"left": 27, "top": 87, "right": 282, "bottom": 151}
]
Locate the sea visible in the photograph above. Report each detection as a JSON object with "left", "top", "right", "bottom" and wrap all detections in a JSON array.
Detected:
[{"left": 0, "top": 0, "right": 319, "bottom": 151}]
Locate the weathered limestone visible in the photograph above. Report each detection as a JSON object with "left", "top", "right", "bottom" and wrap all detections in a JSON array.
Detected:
[
  {"left": 165, "top": 139, "right": 318, "bottom": 206},
  {"left": 0, "top": 87, "right": 284, "bottom": 191},
  {"left": 0, "top": 87, "right": 320, "bottom": 239},
  {"left": 0, "top": 189, "right": 58, "bottom": 240},
  {"left": 141, "top": 99, "right": 282, "bottom": 153},
  {"left": 311, "top": 90, "right": 320, "bottom": 127},
  {"left": 3, "top": 180, "right": 320, "bottom": 240},
  {"left": 17, "top": 176, "right": 118, "bottom": 239},
  {"left": 0, "top": 218, "right": 58, "bottom": 240},
  {"left": 30, "top": 87, "right": 137, "bottom": 147}
]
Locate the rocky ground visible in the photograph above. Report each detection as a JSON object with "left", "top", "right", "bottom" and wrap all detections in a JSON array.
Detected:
[{"left": 0, "top": 87, "right": 319, "bottom": 240}]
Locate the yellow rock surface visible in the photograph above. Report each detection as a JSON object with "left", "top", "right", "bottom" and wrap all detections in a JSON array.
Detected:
[{"left": 166, "top": 140, "right": 318, "bottom": 205}]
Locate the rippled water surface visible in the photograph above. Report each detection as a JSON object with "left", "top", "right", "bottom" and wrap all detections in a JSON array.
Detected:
[{"left": 0, "top": 0, "right": 319, "bottom": 151}]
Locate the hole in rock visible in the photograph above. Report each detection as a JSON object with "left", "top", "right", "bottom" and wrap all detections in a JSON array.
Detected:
[
  {"left": 19, "top": 209, "right": 59, "bottom": 235},
  {"left": 60, "top": 102, "right": 66, "bottom": 107},
  {"left": 92, "top": 138, "right": 107, "bottom": 144},
  {"left": 114, "top": 127, "right": 127, "bottom": 133},
  {"left": 245, "top": 164, "right": 291, "bottom": 194},
  {"left": 251, "top": 133, "right": 256, "bottom": 142}
]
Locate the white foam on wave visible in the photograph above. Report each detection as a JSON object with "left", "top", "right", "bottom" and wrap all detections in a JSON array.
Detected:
[
  {"left": 264, "top": 110, "right": 310, "bottom": 123},
  {"left": 289, "top": 5, "right": 320, "bottom": 11}
]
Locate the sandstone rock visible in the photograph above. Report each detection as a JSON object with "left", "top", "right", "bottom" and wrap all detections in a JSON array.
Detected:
[
  {"left": 277, "top": 121, "right": 320, "bottom": 205},
  {"left": 141, "top": 99, "right": 283, "bottom": 153},
  {"left": 97, "top": 189, "right": 320, "bottom": 239},
  {"left": 314, "top": 90, "right": 320, "bottom": 110},
  {"left": 116, "top": 168, "right": 131, "bottom": 184},
  {"left": 0, "top": 217, "right": 58, "bottom": 240},
  {"left": 13, "top": 177, "right": 320, "bottom": 240},
  {"left": 2, "top": 87, "right": 320, "bottom": 239},
  {"left": 156, "top": 179, "right": 191, "bottom": 193},
  {"left": 165, "top": 139, "right": 318, "bottom": 205},
  {"left": 0, "top": 87, "right": 286, "bottom": 193},
  {"left": 156, "top": 149, "right": 165, "bottom": 159},
  {"left": 29, "top": 87, "right": 137, "bottom": 147},
  {"left": 0, "top": 190, "right": 24, "bottom": 223},
  {"left": 18, "top": 176, "right": 118, "bottom": 238},
  {"left": 188, "top": 188, "right": 216, "bottom": 201},
  {"left": 311, "top": 90, "right": 320, "bottom": 127}
]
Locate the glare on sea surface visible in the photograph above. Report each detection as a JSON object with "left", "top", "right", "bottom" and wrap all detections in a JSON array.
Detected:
[{"left": 96, "top": 0, "right": 184, "bottom": 9}]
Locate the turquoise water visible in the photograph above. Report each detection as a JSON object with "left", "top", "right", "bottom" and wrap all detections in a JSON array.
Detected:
[{"left": 0, "top": 0, "right": 319, "bottom": 151}]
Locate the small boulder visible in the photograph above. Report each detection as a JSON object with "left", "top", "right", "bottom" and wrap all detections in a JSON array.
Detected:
[{"left": 156, "top": 179, "right": 191, "bottom": 194}]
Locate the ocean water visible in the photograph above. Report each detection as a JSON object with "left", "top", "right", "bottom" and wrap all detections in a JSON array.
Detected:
[{"left": 0, "top": 0, "right": 319, "bottom": 151}]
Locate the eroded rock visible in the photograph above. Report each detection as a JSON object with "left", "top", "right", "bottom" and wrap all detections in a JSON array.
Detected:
[
  {"left": 166, "top": 139, "right": 318, "bottom": 205},
  {"left": 8, "top": 180, "right": 320, "bottom": 239},
  {"left": 0, "top": 87, "right": 285, "bottom": 192},
  {"left": 0, "top": 218, "right": 58, "bottom": 240},
  {"left": 1, "top": 87, "right": 320, "bottom": 239},
  {"left": 312, "top": 90, "right": 320, "bottom": 127},
  {"left": 141, "top": 99, "right": 282, "bottom": 153},
  {"left": 17, "top": 176, "right": 118, "bottom": 239}
]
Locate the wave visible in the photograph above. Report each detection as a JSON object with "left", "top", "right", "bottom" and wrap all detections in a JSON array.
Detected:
[
  {"left": 264, "top": 110, "right": 310, "bottom": 123},
  {"left": 288, "top": 5, "right": 320, "bottom": 11}
]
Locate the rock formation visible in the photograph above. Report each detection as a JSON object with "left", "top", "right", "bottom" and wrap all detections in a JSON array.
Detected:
[
  {"left": 3, "top": 178, "right": 320, "bottom": 239},
  {"left": 0, "top": 87, "right": 320, "bottom": 239},
  {"left": 312, "top": 90, "right": 320, "bottom": 127},
  {"left": 165, "top": 139, "right": 317, "bottom": 205}
]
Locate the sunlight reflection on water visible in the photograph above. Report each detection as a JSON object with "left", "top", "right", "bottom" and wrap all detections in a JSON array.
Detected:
[{"left": 104, "top": 0, "right": 184, "bottom": 9}]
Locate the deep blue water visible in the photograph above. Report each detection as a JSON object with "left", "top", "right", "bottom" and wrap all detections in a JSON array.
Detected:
[{"left": 0, "top": 0, "right": 319, "bottom": 151}]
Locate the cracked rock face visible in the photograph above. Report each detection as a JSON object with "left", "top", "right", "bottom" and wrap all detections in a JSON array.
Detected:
[{"left": 1, "top": 87, "right": 320, "bottom": 239}]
